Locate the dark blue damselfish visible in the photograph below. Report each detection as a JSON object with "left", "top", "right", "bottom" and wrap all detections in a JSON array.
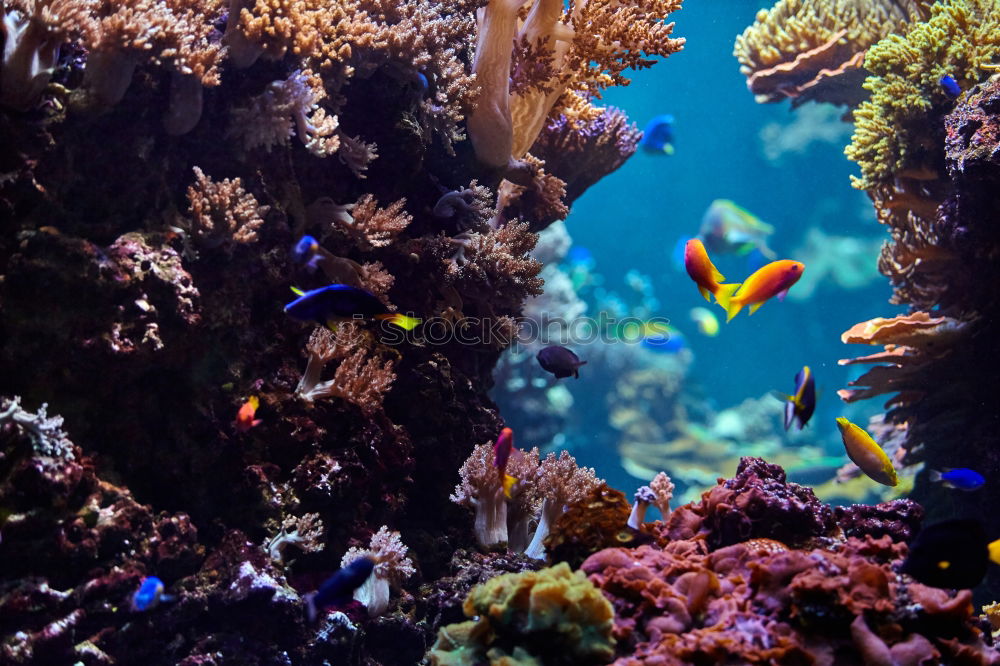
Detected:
[{"left": 314, "top": 557, "right": 375, "bottom": 609}]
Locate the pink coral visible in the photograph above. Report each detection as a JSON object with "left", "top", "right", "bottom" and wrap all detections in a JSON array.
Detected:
[
  {"left": 185, "top": 167, "right": 270, "bottom": 249},
  {"left": 523, "top": 450, "right": 601, "bottom": 559},
  {"left": 450, "top": 442, "right": 509, "bottom": 548}
]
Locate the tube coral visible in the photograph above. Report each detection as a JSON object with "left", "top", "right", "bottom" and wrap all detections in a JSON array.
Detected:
[{"left": 340, "top": 526, "right": 415, "bottom": 617}]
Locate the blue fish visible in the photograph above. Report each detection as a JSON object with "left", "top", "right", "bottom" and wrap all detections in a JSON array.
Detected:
[
  {"left": 939, "top": 75, "right": 961, "bottom": 99},
  {"left": 131, "top": 576, "right": 174, "bottom": 612},
  {"left": 292, "top": 235, "right": 322, "bottom": 270},
  {"left": 776, "top": 366, "right": 816, "bottom": 431},
  {"left": 640, "top": 324, "right": 685, "bottom": 353},
  {"left": 639, "top": 114, "right": 675, "bottom": 155},
  {"left": 285, "top": 284, "right": 420, "bottom": 330},
  {"left": 930, "top": 468, "right": 984, "bottom": 491},
  {"left": 305, "top": 556, "right": 375, "bottom": 621}
]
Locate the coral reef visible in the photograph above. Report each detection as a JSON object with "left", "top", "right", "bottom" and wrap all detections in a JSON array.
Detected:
[
  {"left": 734, "top": 0, "right": 930, "bottom": 106},
  {"left": 837, "top": 2, "right": 1000, "bottom": 596},
  {"left": 583, "top": 458, "right": 999, "bottom": 665},
  {"left": 0, "top": 0, "right": 685, "bottom": 662}
]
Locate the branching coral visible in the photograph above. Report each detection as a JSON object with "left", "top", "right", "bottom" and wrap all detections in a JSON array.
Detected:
[
  {"left": 229, "top": 69, "right": 341, "bottom": 158},
  {"left": 845, "top": 0, "right": 1000, "bottom": 191},
  {"left": 441, "top": 220, "right": 543, "bottom": 309},
  {"left": 185, "top": 167, "right": 269, "bottom": 248},
  {"left": 468, "top": 0, "right": 683, "bottom": 168},
  {"left": 340, "top": 525, "right": 415, "bottom": 616},
  {"left": 266, "top": 512, "right": 325, "bottom": 564},
  {"left": 338, "top": 194, "right": 412, "bottom": 250},
  {"left": 734, "top": 0, "right": 930, "bottom": 106},
  {"left": 0, "top": 396, "right": 74, "bottom": 459},
  {"left": 427, "top": 562, "right": 615, "bottom": 665}
]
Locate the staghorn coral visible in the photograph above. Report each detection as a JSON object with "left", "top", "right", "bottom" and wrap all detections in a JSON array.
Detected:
[
  {"left": 427, "top": 562, "right": 615, "bottom": 666},
  {"left": 845, "top": 0, "right": 1000, "bottom": 191},
  {"left": 734, "top": 0, "right": 930, "bottom": 106},
  {"left": 340, "top": 525, "right": 415, "bottom": 617},
  {"left": 185, "top": 167, "right": 270, "bottom": 248},
  {"left": 337, "top": 194, "right": 413, "bottom": 250}
]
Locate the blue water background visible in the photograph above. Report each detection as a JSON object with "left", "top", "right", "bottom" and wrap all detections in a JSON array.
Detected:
[{"left": 500, "top": 1, "right": 903, "bottom": 492}]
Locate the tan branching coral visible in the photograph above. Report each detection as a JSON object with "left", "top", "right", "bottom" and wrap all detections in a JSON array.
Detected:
[
  {"left": 469, "top": 0, "right": 684, "bottom": 168},
  {"left": 734, "top": 0, "right": 930, "bottom": 105},
  {"left": 451, "top": 442, "right": 510, "bottom": 548},
  {"left": 185, "top": 167, "right": 269, "bottom": 248},
  {"left": 524, "top": 450, "right": 601, "bottom": 559},
  {"left": 265, "top": 512, "right": 325, "bottom": 564},
  {"left": 443, "top": 221, "right": 543, "bottom": 307},
  {"left": 1, "top": 0, "right": 98, "bottom": 110},
  {"left": 294, "top": 324, "right": 394, "bottom": 412},
  {"left": 341, "top": 195, "right": 413, "bottom": 250},
  {"left": 231, "top": 0, "right": 477, "bottom": 151}
]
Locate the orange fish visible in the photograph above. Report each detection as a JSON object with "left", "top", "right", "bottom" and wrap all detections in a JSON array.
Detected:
[
  {"left": 235, "top": 396, "right": 263, "bottom": 432},
  {"left": 493, "top": 427, "right": 519, "bottom": 498},
  {"left": 716, "top": 259, "right": 804, "bottom": 322},
  {"left": 683, "top": 238, "right": 727, "bottom": 302}
]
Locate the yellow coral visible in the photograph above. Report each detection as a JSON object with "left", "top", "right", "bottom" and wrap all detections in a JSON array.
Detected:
[
  {"left": 845, "top": 0, "right": 1000, "bottom": 190},
  {"left": 428, "top": 563, "right": 614, "bottom": 665},
  {"left": 734, "top": 0, "right": 929, "bottom": 105}
]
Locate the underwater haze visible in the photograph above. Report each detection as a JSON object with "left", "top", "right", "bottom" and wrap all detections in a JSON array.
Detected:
[{"left": 3, "top": 0, "right": 1000, "bottom": 663}]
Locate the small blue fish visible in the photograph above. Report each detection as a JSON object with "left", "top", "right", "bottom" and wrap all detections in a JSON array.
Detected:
[
  {"left": 292, "top": 235, "right": 323, "bottom": 271},
  {"left": 285, "top": 284, "right": 420, "bottom": 330},
  {"left": 305, "top": 556, "right": 375, "bottom": 621},
  {"left": 939, "top": 75, "right": 961, "bottom": 99},
  {"left": 930, "top": 468, "right": 984, "bottom": 491},
  {"left": 639, "top": 114, "right": 675, "bottom": 155},
  {"left": 640, "top": 323, "right": 686, "bottom": 353},
  {"left": 131, "top": 576, "right": 174, "bottom": 612}
]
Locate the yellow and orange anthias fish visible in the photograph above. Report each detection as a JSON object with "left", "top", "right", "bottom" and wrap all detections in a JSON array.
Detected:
[
  {"left": 235, "top": 396, "right": 263, "bottom": 433},
  {"left": 683, "top": 238, "right": 728, "bottom": 302},
  {"left": 715, "top": 259, "right": 805, "bottom": 322}
]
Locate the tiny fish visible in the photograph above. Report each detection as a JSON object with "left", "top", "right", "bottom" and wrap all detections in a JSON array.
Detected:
[
  {"left": 683, "top": 238, "right": 727, "bottom": 303},
  {"left": 698, "top": 200, "right": 776, "bottom": 258},
  {"left": 777, "top": 366, "right": 816, "bottom": 431},
  {"left": 640, "top": 323, "right": 686, "bottom": 353},
  {"left": 939, "top": 75, "right": 961, "bottom": 99},
  {"left": 536, "top": 345, "right": 587, "bottom": 379},
  {"left": 235, "top": 396, "right": 263, "bottom": 433},
  {"left": 305, "top": 556, "right": 376, "bottom": 621},
  {"left": 285, "top": 284, "right": 420, "bottom": 331},
  {"left": 930, "top": 468, "right": 984, "bottom": 491},
  {"left": 493, "top": 427, "right": 519, "bottom": 498},
  {"left": 836, "top": 417, "right": 897, "bottom": 486},
  {"left": 716, "top": 259, "right": 805, "bottom": 322},
  {"left": 901, "top": 519, "right": 1000, "bottom": 589},
  {"left": 689, "top": 307, "right": 720, "bottom": 337},
  {"left": 131, "top": 576, "right": 174, "bottom": 612},
  {"left": 292, "top": 235, "right": 321, "bottom": 267},
  {"left": 639, "top": 114, "right": 675, "bottom": 155}
]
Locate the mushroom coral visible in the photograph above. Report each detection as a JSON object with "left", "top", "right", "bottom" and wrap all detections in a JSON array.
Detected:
[
  {"left": 426, "top": 562, "right": 615, "bottom": 666},
  {"left": 734, "top": 0, "right": 930, "bottom": 106}
]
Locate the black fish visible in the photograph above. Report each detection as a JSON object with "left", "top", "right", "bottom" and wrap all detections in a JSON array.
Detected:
[
  {"left": 536, "top": 345, "right": 587, "bottom": 379},
  {"left": 305, "top": 556, "right": 375, "bottom": 621},
  {"left": 900, "top": 519, "right": 997, "bottom": 589}
]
